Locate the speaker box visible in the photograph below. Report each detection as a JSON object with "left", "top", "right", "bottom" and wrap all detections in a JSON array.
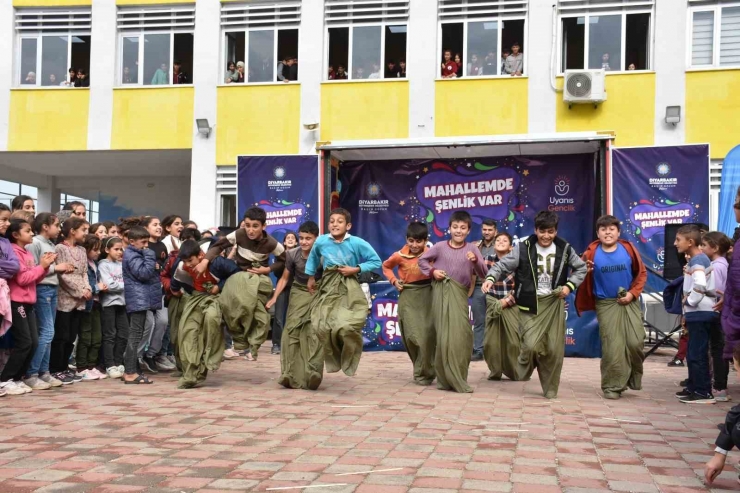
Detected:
[{"left": 663, "top": 223, "right": 709, "bottom": 281}]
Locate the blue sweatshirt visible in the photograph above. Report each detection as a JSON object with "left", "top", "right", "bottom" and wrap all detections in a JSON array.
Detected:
[{"left": 305, "top": 233, "right": 381, "bottom": 276}]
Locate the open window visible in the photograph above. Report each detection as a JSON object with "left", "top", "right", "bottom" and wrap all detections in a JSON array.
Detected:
[
  {"left": 689, "top": 3, "right": 740, "bottom": 69},
  {"left": 438, "top": 0, "right": 527, "bottom": 78},
  {"left": 117, "top": 5, "right": 195, "bottom": 86},
  {"left": 325, "top": 0, "right": 409, "bottom": 80},
  {"left": 15, "top": 8, "right": 92, "bottom": 87}
]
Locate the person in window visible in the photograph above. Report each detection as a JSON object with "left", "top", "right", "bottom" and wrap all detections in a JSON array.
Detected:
[
  {"left": 277, "top": 56, "right": 294, "bottom": 83},
  {"left": 172, "top": 60, "right": 187, "bottom": 84},
  {"left": 500, "top": 49, "right": 510, "bottom": 75},
  {"left": 74, "top": 69, "right": 89, "bottom": 88},
  {"left": 468, "top": 54, "right": 483, "bottom": 77},
  {"left": 122, "top": 66, "right": 134, "bottom": 84},
  {"left": 335, "top": 65, "right": 348, "bottom": 80},
  {"left": 328, "top": 65, "right": 335, "bottom": 80},
  {"left": 627, "top": 63, "right": 636, "bottom": 71},
  {"left": 62, "top": 68, "right": 75, "bottom": 87},
  {"left": 48, "top": 74, "right": 57, "bottom": 86},
  {"left": 504, "top": 42, "right": 523, "bottom": 76},
  {"left": 233, "top": 61, "right": 245, "bottom": 83},
  {"left": 398, "top": 60, "right": 406, "bottom": 78},
  {"left": 355, "top": 66, "right": 366, "bottom": 79},
  {"left": 288, "top": 57, "right": 298, "bottom": 81},
  {"left": 441, "top": 49, "right": 458, "bottom": 79},
  {"left": 601, "top": 53, "right": 611, "bottom": 71},
  {"left": 454, "top": 53, "right": 463, "bottom": 78},
  {"left": 24, "top": 72, "right": 36, "bottom": 85},
  {"left": 368, "top": 63, "right": 381, "bottom": 79},
  {"left": 385, "top": 61, "right": 397, "bottom": 78},
  {"left": 483, "top": 50, "right": 497, "bottom": 75},
  {"left": 151, "top": 63, "right": 168, "bottom": 85},
  {"left": 225, "top": 61, "right": 237, "bottom": 84}
]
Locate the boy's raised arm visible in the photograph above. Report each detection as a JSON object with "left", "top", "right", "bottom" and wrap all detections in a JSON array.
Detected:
[
  {"left": 566, "top": 247, "right": 588, "bottom": 293},
  {"left": 486, "top": 248, "right": 519, "bottom": 283}
]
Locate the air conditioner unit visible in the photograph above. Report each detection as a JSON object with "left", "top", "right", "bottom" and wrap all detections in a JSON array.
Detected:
[{"left": 563, "top": 69, "right": 607, "bottom": 108}]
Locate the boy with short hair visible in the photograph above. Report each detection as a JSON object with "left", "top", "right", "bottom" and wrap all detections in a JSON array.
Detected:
[
  {"left": 575, "top": 215, "right": 647, "bottom": 399},
  {"left": 382, "top": 222, "right": 435, "bottom": 386},
  {"left": 472, "top": 219, "right": 498, "bottom": 361},
  {"left": 306, "top": 209, "right": 381, "bottom": 382},
  {"left": 173, "top": 240, "right": 238, "bottom": 389},
  {"left": 419, "top": 211, "right": 488, "bottom": 393},
  {"left": 675, "top": 224, "right": 717, "bottom": 404},
  {"left": 197, "top": 207, "right": 285, "bottom": 361},
  {"left": 266, "top": 221, "right": 323, "bottom": 390},
  {"left": 482, "top": 211, "right": 587, "bottom": 399}
]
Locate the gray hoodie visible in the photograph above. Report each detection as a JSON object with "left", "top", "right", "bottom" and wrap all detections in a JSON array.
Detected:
[
  {"left": 98, "top": 259, "right": 125, "bottom": 307},
  {"left": 26, "top": 235, "right": 59, "bottom": 286}
]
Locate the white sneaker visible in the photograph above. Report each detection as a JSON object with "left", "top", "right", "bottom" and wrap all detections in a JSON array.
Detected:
[
  {"left": 39, "top": 373, "right": 63, "bottom": 388},
  {"left": 118, "top": 365, "right": 125, "bottom": 374},
  {"left": 23, "top": 375, "right": 51, "bottom": 391},
  {"left": 107, "top": 367, "right": 123, "bottom": 379},
  {"left": 78, "top": 370, "right": 99, "bottom": 381},
  {"left": 16, "top": 381, "right": 33, "bottom": 393},
  {"left": 1, "top": 381, "right": 27, "bottom": 395},
  {"left": 92, "top": 368, "right": 108, "bottom": 380}
]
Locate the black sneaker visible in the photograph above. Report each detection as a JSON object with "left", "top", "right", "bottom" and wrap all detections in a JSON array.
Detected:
[
  {"left": 471, "top": 351, "right": 484, "bottom": 362},
  {"left": 54, "top": 372, "right": 74, "bottom": 385},
  {"left": 675, "top": 388, "right": 692, "bottom": 398},
  {"left": 679, "top": 379, "right": 689, "bottom": 387},
  {"left": 67, "top": 370, "right": 82, "bottom": 382},
  {"left": 679, "top": 393, "right": 716, "bottom": 404},
  {"left": 667, "top": 358, "right": 685, "bottom": 367},
  {"left": 139, "top": 356, "right": 158, "bottom": 374},
  {"left": 271, "top": 345, "right": 281, "bottom": 355}
]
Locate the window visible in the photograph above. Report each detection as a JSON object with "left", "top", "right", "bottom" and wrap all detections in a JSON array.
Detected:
[
  {"left": 217, "top": 167, "right": 237, "bottom": 228},
  {"left": 60, "top": 194, "right": 99, "bottom": 223},
  {"left": 558, "top": 0, "right": 653, "bottom": 72},
  {"left": 690, "top": 2, "right": 740, "bottom": 68},
  {"left": 117, "top": 6, "right": 195, "bottom": 86},
  {"left": 15, "top": 8, "right": 92, "bottom": 87},
  {"left": 221, "top": 2, "right": 300, "bottom": 84},
  {"left": 325, "top": 0, "right": 409, "bottom": 80},
  {"left": 0, "top": 181, "right": 37, "bottom": 209},
  {"left": 438, "top": 0, "right": 527, "bottom": 78}
]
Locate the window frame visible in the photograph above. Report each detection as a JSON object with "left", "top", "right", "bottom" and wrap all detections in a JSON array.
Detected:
[
  {"left": 220, "top": 26, "right": 298, "bottom": 86},
  {"left": 323, "top": 21, "right": 409, "bottom": 82},
  {"left": 557, "top": 9, "right": 654, "bottom": 74},
  {"left": 437, "top": 16, "right": 528, "bottom": 79},
  {"left": 687, "top": 2, "right": 740, "bottom": 70},
  {"left": 16, "top": 32, "right": 91, "bottom": 88},
  {"left": 116, "top": 28, "right": 195, "bottom": 87}
]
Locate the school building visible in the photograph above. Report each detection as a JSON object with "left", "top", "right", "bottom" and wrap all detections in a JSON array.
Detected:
[{"left": 0, "top": 0, "right": 735, "bottom": 228}]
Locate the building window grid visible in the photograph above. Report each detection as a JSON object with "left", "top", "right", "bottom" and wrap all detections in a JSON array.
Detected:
[
  {"left": 60, "top": 193, "right": 99, "bottom": 224},
  {"left": 221, "top": 27, "right": 297, "bottom": 84},
  {"left": 325, "top": 22, "right": 408, "bottom": 80},
  {"left": 688, "top": 2, "right": 740, "bottom": 69},
  {"left": 118, "top": 30, "right": 193, "bottom": 86},
  {"left": 558, "top": 9, "right": 654, "bottom": 73},
  {"left": 0, "top": 180, "right": 37, "bottom": 209}
]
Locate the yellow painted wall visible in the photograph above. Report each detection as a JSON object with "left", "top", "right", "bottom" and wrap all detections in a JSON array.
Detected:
[
  {"left": 13, "top": 0, "right": 90, "bottom": 6},
  {"left": 686, "top": 70, "right": 740, "bottom": 159},
  {"left": 435, "top": 78, "right": 528, "bottom": 136},
  {"left": 555, "top": 73, "right": 655, "bottom": 147},
  {"left": 111, "top": 87, "right": 194, "bottom": 150},
  {"left": 216, "top": 84, "right": 301, "bottom": 165},
  {"left": 8, "top": 89, "right": 89, "bottom": 151},
  {"left": 321, "top": 81, "right": 409, "bottom": 141}
]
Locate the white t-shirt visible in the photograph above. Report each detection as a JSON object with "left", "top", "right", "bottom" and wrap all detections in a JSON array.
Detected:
[{"left": 536, "top": 243, "right": 557, "bottom": 296}]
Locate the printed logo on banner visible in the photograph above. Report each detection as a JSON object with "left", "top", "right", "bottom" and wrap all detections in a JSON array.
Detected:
[
  {"left": 550, "top": 175, "right": 575, "bottom": 212},
  {"left": 359, "top": 182, "right": 389, "bottom": 214},
  {"left": 554, "top": 176, "right": 570, "bottom": 196},
  {"left": 268, "top": 166, "right": 292, "bottom": 192},
  {"left": 649, "top": 161, "right": 677, "bottom": 191}
]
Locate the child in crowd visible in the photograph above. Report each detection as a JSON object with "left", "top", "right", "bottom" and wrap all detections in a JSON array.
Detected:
[
  {"left": 122, "top": 226, "right": 161, "bottom": 384},
  {"left": 99, "top": 237, "right": 127, "bottom": 379},
  {"left": 701, "top": 231, "right": 731, "bottom": 401},
  {"left": 52, "top": 216, "right": 91, "bottom": 385},
  {"left": 419, "top": 211, "right": 488, "bottom": 393},
  {"left": 306, "top": 209, "right": 381, "bottom": 383},
  {"left": 162, "top": 215, "right": 184, "bottom": 254},
  {"left": 0, "top": 205, "right": 18, "bottom": 388},
  {"left": 482, "top": 211, "right": 587, "bottom": 399},
  {"left": 483, "top": 231, "right": 521, "bottom": 381},
  {"left": 1, "top": 219, "right": 54, "bottom": 395},
  {"left": 382, "top": 222, "right": 435, "bottom": 386},
  {"left": 102, "top": 221, "right": 119, "bottom": 238},
  {"left": 25, "top": 213, "right": 71, "bottom": 388},
  {"left": 76, "top": 235, "right": 107, "bottom": 381},
  {"left": 198, "top": 207, "right": 285, "bottom": 361},
  {"left": 267, "top": 222, "right": 323, "bottom": 390},
  {"left": 174, "top": 240, "right": 239, "bottom": 389},
  {"left": 270, "top": 231, "right": 298, "bottom": 356},
  {"left": 675, "top": 224, "right": 718, "bottom": 404},
  {"left": 575, "top": 215, "right": 647, "bottom": 400},
  {"left": 90, "top": 223, "right": 107, "bottom": 239}
]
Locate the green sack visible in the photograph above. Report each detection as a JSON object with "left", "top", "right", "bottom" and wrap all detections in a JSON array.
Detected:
[
  {"left": 484, "top": 296, "right": 522, "bottom": 381},
  {"left": 595, "top": 298, "right": 645, "bottom": 396},
  {"left": 279, "top": 283, "right": 324, "bottom": 390},
  {"left": 309, "top": 269, "right": 368, "bottom": 376},
  {"left": 432, "top": 276, "right": 474, "bottom": 393},
  {"left": 219, "top": 272, "right": 273, "bottom": 359},
  {"left": 518, "top": 289, "right": 566, "bottom": 399},
  {"left": 178, "top": 292, "right": 224, "bottom": 388},
  {"left": 397, "top": 282, "right": 436, "bottom": 385}
]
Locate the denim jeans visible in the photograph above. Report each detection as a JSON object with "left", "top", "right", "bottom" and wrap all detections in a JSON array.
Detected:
[
  {"left": 139, "top": 307, "right": 167, "bottom": 358},
  {"left": 27, "top": 285, "right": 57, "bottom": 377},
  {"left": 471, "top": 286, "right": 487, "bottom": 353},
  {"left": 686, "top": 317, "right": 713, "bottom": 397}
]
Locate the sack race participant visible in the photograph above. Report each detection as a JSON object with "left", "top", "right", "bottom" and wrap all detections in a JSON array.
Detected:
[
  {"left": 266, "top": 221, "right": 324, "bottom": 390},
  {"left": 482, "top": 211, "right": 587, "bottom": 399},
  {"left": 576, "top": 215, "right": 647, "bottom": 399},
  {"left": 306, "top": 209, "right": 381, "bottom": 383},
  {"left": 419, "top": 211, "right": 488, "bottom": 393},
  {"left": 382, "top": 222, "right": 435, "bottom": 386}
]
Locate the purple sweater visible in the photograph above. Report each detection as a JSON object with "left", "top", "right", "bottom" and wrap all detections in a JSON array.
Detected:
[
  {"left": 418, "top": 241, "right": 487, "bottom": 289},
  {"left": 0, "top": 237, "right": 19, "bottom": 280},
  {"left": 723, "top": 242, "right": 740, "bottom": 360}
]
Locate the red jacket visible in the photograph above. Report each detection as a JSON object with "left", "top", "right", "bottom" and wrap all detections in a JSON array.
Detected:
[{"left": 575, "top": 239, "right": 646, "bottom": 315}]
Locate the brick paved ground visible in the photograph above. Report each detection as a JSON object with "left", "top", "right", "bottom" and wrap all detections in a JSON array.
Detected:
[{"left": 0, "top": 346, "right": 738, "bottom": 493}]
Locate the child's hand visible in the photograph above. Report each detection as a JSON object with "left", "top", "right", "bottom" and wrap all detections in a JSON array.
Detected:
[
  {"left": 586, "top": 259, "right": 594, "bottom": 273},
  {"left": 433, "top": 270, "right": 447, "bottom": 281},
  {"left": 266, "top": 297, "right": 277, "bottom": 309},
  {"left": 481, "top": 280, "right": 493, "bottom": 293},
  {"left": 714, "top": 296, "right": 724, "bottom": 312},
  {"left": 393, "top": 280, "right": 404, "bottom": 292},
  {"left": 558, "top": 286, "right": 571, "bottom": 299},
  {"left": 338, "top": 266, "right": 360, "bottom": 277},
  {"left": 210, "top": 285, "right": 220, "bottom": 295},
  {"left": 171, "top": 289, "right": 183, "bottom": 298},
  {"left": 40, "top": 252, "right": 56, "bottom": 269},
  {"left": 704, "top": 453, "right": 727, "bottom": 485},
  {"left": 194, "top": 258, "right": 209, "bottom": 275},
  {"left": 466, "top": 251, "right": 477, "bottom": 262},
  {"left": 617, "top": 292, "right": 634, "bottom": 305},
  {"left": 55, "top": 262, "right": 72, "bottom": 273},
  {"left": 97, "top": 282, "right": 108, "bottom": 292},
  {"left": 82, "top": 289, "right": 92, "bottom": 300},
  {"left": 307, "top": 276, "right": 316, "bottom": 294},
  {"left": 247, "top": 266, "right": 271, "bottom": 276}
]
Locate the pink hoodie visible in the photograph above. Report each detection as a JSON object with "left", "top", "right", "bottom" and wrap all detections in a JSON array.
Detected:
[{"left": 8, "top": 243, "right": 48, "bottom": 304}]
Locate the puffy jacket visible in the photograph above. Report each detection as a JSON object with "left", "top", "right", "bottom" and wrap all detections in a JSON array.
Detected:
[
  {"left": 123, "top": 246, "right": 162, "bottom": 313},
  {"left": 723, "top": 237, "right": 740, "bottom": 359}
]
